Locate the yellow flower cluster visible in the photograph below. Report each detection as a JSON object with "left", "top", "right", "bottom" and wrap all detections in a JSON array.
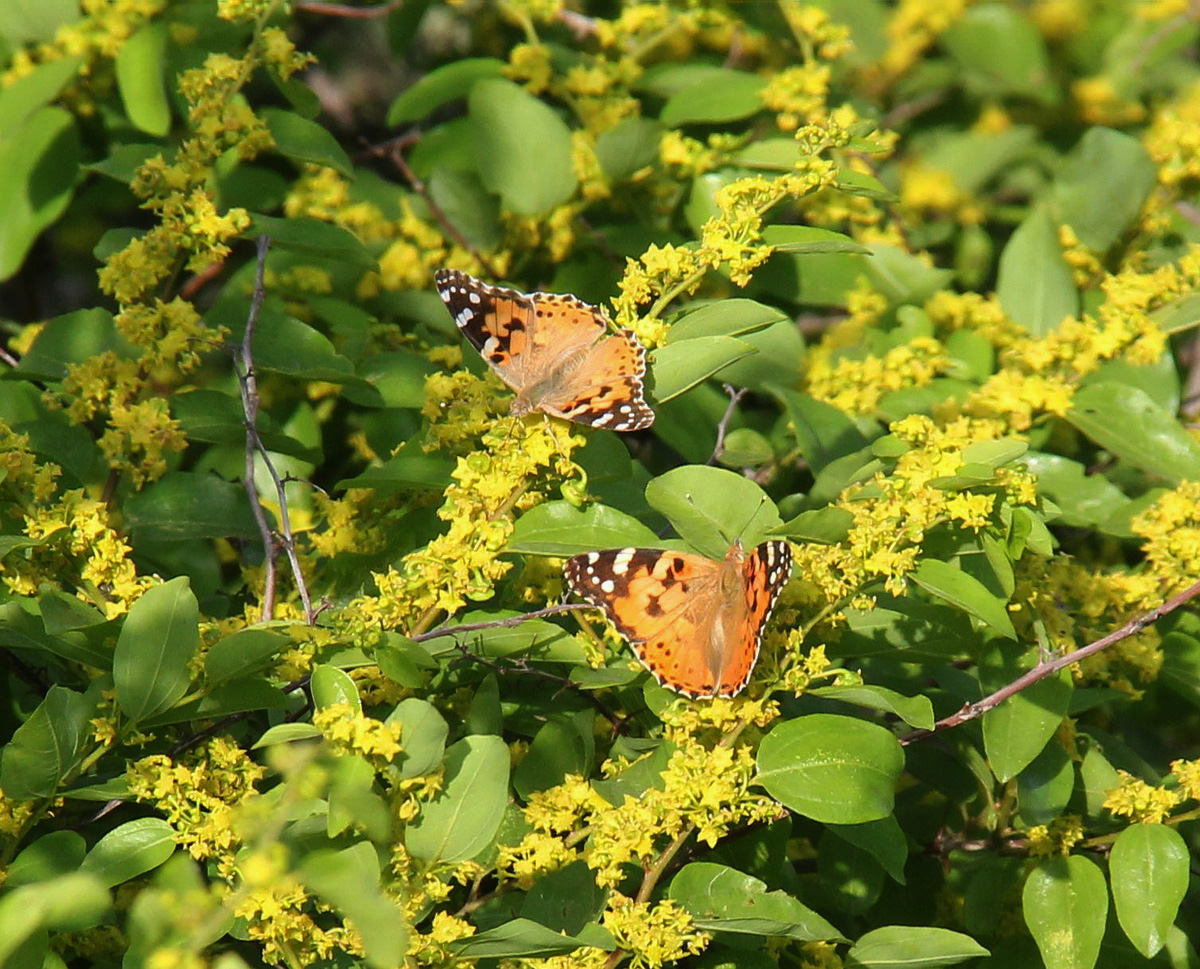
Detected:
[
  {"left": 924, "top": 291, "right": 1025, "bottom": 350},
  {"left": 899, "top": 162, "right": 984, "bottom": 226},
  {"left": 126, "top": 737, "right": 266, "bottom": 870},
  {"left": 864, "top": 0, "right": 969, "bottom": 91},
  {"left": 0, "top": 789, "right": 36, "bottom": 841},
  {"left": 353, "top": 417, "right": 583, "bottom": 635},
  {"left": 3, "top": 488, "right": 153, "bottom": 619},
  {"left": 791, "top": 416, "right": 1034, "bottom": 607},
  {"left": 312, "top": 702, "right": 405, "bottom": 764},
  {"left": 1132, "top": 481, "right": 1200, "bottom": 592},
  {"left": 1145, "top": 81, "right": 1200, "bottom": 186},
  {"left": 1025, "top": 814, "right": 1085, "bottom": 856},
  {"left": 1103, "top": 771, "right": 1181, "bottom": 824},
  {"left": 0, "top": 424, "right": 60, "bottom": 519},
  {"left": 603, "top": 896, "right": 710, "bottom": 969},
  {"left": 806, "top": 336, "right": 949, "bottom": 415},
  {"left": 1071, "top": 76, "right": 1146, "bottom": 127}
]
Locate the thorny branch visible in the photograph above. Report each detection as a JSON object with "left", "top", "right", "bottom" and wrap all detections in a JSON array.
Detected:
[
  {"left": 900, "top": 575, "right": 1200, "bottom": 745},
  {"left": 234, "top": 236, "right": 316, "bottom": 624}
]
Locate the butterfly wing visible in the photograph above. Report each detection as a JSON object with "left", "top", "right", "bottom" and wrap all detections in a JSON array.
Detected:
[
  {"left": 434, "top": 269, "right": 602, "bottom": 393},
  {"left": 565, "top": 541, "right": 792, "bottom": 698},
  {"left": 538, "top": 328, "right": 654, "bottom": 431}
]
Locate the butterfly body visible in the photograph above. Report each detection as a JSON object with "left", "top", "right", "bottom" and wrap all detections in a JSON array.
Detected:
[
  {"left": 564, "top": 540, "right": 792, "bottom": 698},
  {"left": 434, "top": 269, "right": 654, "bottom": 431}
]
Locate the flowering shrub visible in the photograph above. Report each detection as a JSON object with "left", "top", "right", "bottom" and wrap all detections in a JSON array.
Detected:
[{"left": 4, "top": 2, "right": 1200, "bottom": 968}]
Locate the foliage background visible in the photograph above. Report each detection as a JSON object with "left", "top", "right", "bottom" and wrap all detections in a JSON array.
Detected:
[{"left": 5, "top": 1, "right": 1200, "bottom": 968}]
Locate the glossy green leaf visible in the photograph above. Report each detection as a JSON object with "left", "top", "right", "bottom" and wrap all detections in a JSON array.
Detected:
[
  {"left": 39, "top": 589, "right": 106, "bottom": 634},
  {"left": 0, "top": 872, "right": 109, "bottom": 966},
  {"left": 311, "top": 664, "right": 361, "bottom": 712},
  {"left": 0, "top": 684, "right": 93, "bottom": 799},
  {"left": 911, "top": 559, "right": 1016, "bottom": 639},
  {"left": 428, "top": 168, "right": 501, "bottom": 250},
  {"left": 1052, "top": 128, "right": 1156, "bottom": 251},
  {"left": 711, "top": 319, "right": 805, "bottom": 390},
  {"left": 1110, "top": 824, "right": 1189, "bottom": 958},
  {"left": 846, "top": 925, "right": 989, "bottom": 968},
  {"left": 113, "top": 577, "right": 198, "bottom": 724},
  {"left": 810, "top": 684, "right": 934, "bottom": 730},
  {"left": 386, "top": 697, "right": 448, "bottom": 779},
  {"left": 514, "top": 720, "right": 589, "bottom": 800},
  {"left": 667, "top": 299, "right": 787, "bottom": 343},
  {"left": 300, "top": 843, "right": 407, "bottom": 969},
  {"left": 668, "top": 862, "right": 842, "bottom": 940},
  {"left": 0, "top": 55, "right": 82, "bottom": 136},
  {"left": 387, "top": 57, "right": 506, "bottom": 125},
  {"left": 982, "top": 654, "right": 1072, "bottom": 783},
  {"left": 171, "top": 389, "right": 317, "bottom": 461},
  {"left": 470, "top": 78, "right": 576, "bottom": 215},
  {"left": 263, "top": 107, "right": 352, "bottom": 177},
  {"left": 448, "top": 918, "right": 612, "bottom": 958},
  {"left": 79, "top": 818, "right": 175, "bottom": 888},
  {"left": 6, "top": 831, "right": 85, "bottom": 887},
  {"left": 1022, "top": 452, "right": 1129, "bottom": 528},
  {"left": 660, "top": 69, "right": 764, "bottom": 126},
  {"left": 246, "top": 213, "right": 378, "bottom": 270},
  {"left": 771, "top": 388, "right": 871, "bottom": 473},
  {"left": 420, "top": 612, "right": 586, "bottom": 664},
  {"left": 407, "top": 735, "right": 510, "bottom": 864},
  {"left": 124, "top": 471, "right": 261, "bottom": 540},
  {"left": 827, "top": 816, "right": 908, "bottom": 885},
  {"left": 818, "top": 824, "right": 885, "bottom": 914},
  {"left": 595, "top": 116, "right": 661, "bottom": 180},
  {"left": 1016, "top": 741, "right": 1075, "bottom": 825},
  {"left": 251, "top": 722, "right": 322, "bottom": 748},
  {"left": 942, "top": 3, "right": 1054, "bottom": 100},
  {"left": 0, "top": 106, "right": 80, "bottom": 281},
  {"left": 15, "top": 307, "right": 127, "bottom": 380},
  {"left": 1067, "top": 382, "right": 1200, "bottom": 485},
  {"left": 506, "top": 500, "right": 659, "bottom": 556},
  {"left": 1023, "top": 855, "right": 1107, "bottom": 969},
  {"left": 763, "top": 224, "right": 870, "bottom": 255},
  {"left": 115, "top": 23, "right": 169, "bottom": 136},
  {"left": 649, "top": 335, "right": 756, "bottom": 402},
  {"left": 756, "top": 714, "right": 904, "bottom": 823},
  {"left": 204, "top": 628, "right": 290, "bottom": 685},
  {"left": 996, "top": 205, "right": 1077, "bottom": 336},
  {"left": 644, "top": 465, "right": 783, "bottom": 558}
]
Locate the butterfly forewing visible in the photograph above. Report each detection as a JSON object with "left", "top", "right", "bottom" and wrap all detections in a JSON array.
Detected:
[
  {"left": 564, "top": 540, "right": 793, "bottom": 698},
  {"left": 434, "top": 269, "right": 653, "bottom": 432}
]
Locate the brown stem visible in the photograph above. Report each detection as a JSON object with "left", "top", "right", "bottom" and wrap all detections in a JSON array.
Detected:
[
  {"left": 900, "top": 576, "right": 1200, "bottom": 745},
  {"left": 294, "top": 0, "right": 404, "bottom": 16}
]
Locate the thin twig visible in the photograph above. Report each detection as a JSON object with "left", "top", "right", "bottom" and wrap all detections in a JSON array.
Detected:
[
  {"left": 410, "top": 602, "right": 593, "bottom": 642},
  {"left": 234, "top": 237, "right": 316, "bottom": 624},
  {"left": 900, "top": 576, "right": 1200, "bottom": 745},
  {"left": 363, "top": 135, "right": 502, "bottom": 280},
  {"left": 707, "top": 384, "right": 746, "bottom": 466},
  {"left": 0, "top": 345, "right": 19, "bottom": 367},
  {"left": 294, "top": 0, "right": 404, "bottom": 16}
]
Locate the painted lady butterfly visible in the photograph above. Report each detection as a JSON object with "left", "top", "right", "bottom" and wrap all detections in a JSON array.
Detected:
[
  {"left": 564, "top": 540, "right": 792, "bottom": 698},
  {"left": 434, "top": 269, "right": 654, "bottom": 432}
]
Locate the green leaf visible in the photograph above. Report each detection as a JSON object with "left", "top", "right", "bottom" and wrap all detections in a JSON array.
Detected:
[
  {"left": 407, "top": 735, "right": 510, "bottom": 864},
  {"left": 1023, "top": 855, "right": 1107, "bottom": 969},
  {"left": 124, "top": 471, "right": 261, "bottom": 541},
  {"left": 644, "top": 466, "right": 784, "bottom": 559},
  {"left": 1110, "top": 824, "right": 1189, "bottom": 958},
  {"left": 428, "top": 168, "right": 501, "bottom": 250},
  {"left": 811, "top": 684, "right": 934, "bottom": 730},
  {"left": 79, "top": 818, "right": 175, "bottom": 888},
  {"left": 521, "top": 861, "right": 604, "bottom": 934},
  {"left": 419, "top": 613, "right": 586, "bottom": 664},
  {"left": 981, "top": 651, "right": 1072, "bottom": 783},
  {"left": 470, "top": 78, "right": 576, "bottom": 216},
  {"left": 845, "top": 925, "right": 989, "bottom": 968},
  {"left": 827, "top": 816, "right": 909, "bottom": 885},
  {"left": 0, "top": 685, "right": 91, "bottom": 800},
  {"left": 448, "top": 918, "right": 612, "bottom": 958},
  {"left": 660, "top": 69, "right": 765, "bottom": 126},
  {"left": 15, "top": 307, "right": 128, "bottom": 380},
  {"left": 1067, "top": 382, "right": 1200, "bottom": 485},
  {"left": 763, "top": 225, "right": 871, "bottom": 255},
  {"left": 911, "top": 559, "right": 1016, "bottom": 639},
  {"left": 1052, "top": 128, "right": 1157, "bottom": 251},
  {"left": 1016, "top": 741, "right": 1075, "bottom": 825},
  {"left": 941, "top": 3, "right": 1054, "bottom": 100},
  {"left": 668, "top": 862, "right": 843, "bottom": 941},
  {"left": 996, "top": 205, "right": 1077, "bottom": 336},
  {"left": 386, "top": 697, "right": 448, "bottom": 779},
  {"left": 245, "top": 213, "right": 377, "bottom": 270},
  {"left": 339, "top": 451, "right": 454, "bottom": 492},
  {"left": 0, "top": 106, "right": 80, "bottom": 281},
  {"left": 649, "top": 335, "right": 756, "bottom": 402},
  {"left": 756, "top": 714, "right": 904, "bottom": 823},
  {"left": 113, "top": 578, "right": 198, "bottom": 724},
  {"left": 595, "top": 116, "right": 661, "bottom": 180},
  {"left": 7, "top": 831, "right": 85, "bottom": 887},
  {"left": 311, "top": 664, "right": 361, "bottom": 712},
  {"left": 0, "top": 872, "right": 109, "bottom": 965},
  {"left": 1022, "top": 452, "right": 1130, "bottom": 528},
  {"left": 514, "top": 720, "right": 589, "bottom": 799},
  {"left": 0, "top": 55, "right": 82, "bottom": 137},
  {"left": 771, "top": 388, "right": 872, "bottom": 474},
  {"left": 386, "top": 57, "right": 506, "bottom": 126},
  {"left": 39, "top": 589, "right": 106, "bottom": 634},
  {"left": 115, "top": 23, "right": 170, "bottom": 137},
  {"left": 300, "top": 843, "right": 407, "bottom": 969},
  {"left": 667, "top": 299, "right": 788, "bottom": 343},
  {"left": 205, "top": 628, "right": 290, "bottom": 685},
  {"left": 263, "top": 107, "right": 353, "bottom": 177},
  {"left": 508, "top": 500, "right": 659, "bottom": 556},
  {"left": 251, "top": 722, "right": 322, "bottom": 748}
]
